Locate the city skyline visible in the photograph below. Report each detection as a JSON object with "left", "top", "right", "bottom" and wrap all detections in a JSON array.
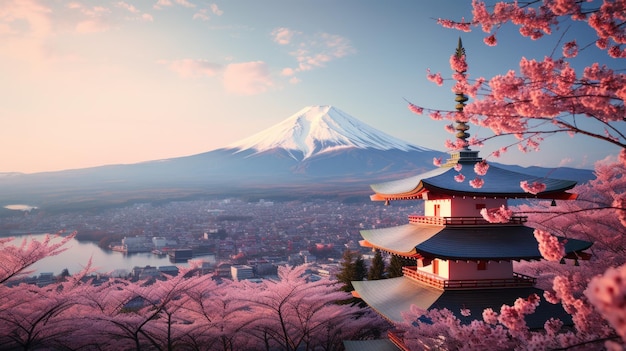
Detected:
[{"left": 1, "top": 1, "right": 620, "bottom": 173}]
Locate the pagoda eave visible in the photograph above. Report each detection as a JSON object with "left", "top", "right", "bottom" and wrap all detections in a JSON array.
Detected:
[
  {"left": 360, "top": 239, "right": 421, "bottom": 258},
  {"left": 352, "top": 277, "right": 574, "bottom": 328},
  {"left": 417, "top": 183, "right": 578, "bottom": 201},
  {"left": 370, "top": 188, "right": 577, "bottom": 202}
]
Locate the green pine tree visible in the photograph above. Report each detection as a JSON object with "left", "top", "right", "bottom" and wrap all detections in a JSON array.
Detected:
[
  {"left": 386, "top": 254, "right": 413, "bottom": 278},
  {"left": 367, "top": 249, "right": 385, "bottom": 280},
  {"left": 336, "top": 250, "right": 361, "bottom": 292},
  {"left": 335, "top": 250, "right": 369, "bottom": 306}
]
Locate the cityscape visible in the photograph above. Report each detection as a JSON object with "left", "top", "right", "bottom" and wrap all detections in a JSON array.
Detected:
[{"left": 1, "top": 198, "right": 420, "bottom": 283}]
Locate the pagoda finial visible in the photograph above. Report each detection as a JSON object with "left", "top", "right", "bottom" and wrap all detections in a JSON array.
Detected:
[
  {"left": 456, "top": 37, "right": 466, "bottom": 62},
  {"left": 454, "top": 37, "right": 470, "bottom": 150}
]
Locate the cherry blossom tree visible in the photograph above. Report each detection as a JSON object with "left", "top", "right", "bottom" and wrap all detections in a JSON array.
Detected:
[
  {"left": 241, "top": 265, "right": 385, "bottom": 351},
  {"left": 411, "top": 0, "right": 625, "bottom": 157},
  {"left": 0, "top": 231, "right": 76, "bottom": 284},
  {"left": 0, "top": 232, "right": 384, "bottom": 350}
]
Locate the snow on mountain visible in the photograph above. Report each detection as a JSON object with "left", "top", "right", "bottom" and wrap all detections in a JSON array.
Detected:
[{"left": 226, "top": 105, "right": 431, "bottom": 160}]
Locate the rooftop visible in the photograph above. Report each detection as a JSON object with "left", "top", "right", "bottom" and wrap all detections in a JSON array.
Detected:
[
  {"left": 360, "top": 223, "right": 592, "bottom": 261},
  {"left": 352, "top": 276, "right": 573, "bottom": 328},
  {"left": 370, "top": 161, "right": 577, "bottom": 201}
]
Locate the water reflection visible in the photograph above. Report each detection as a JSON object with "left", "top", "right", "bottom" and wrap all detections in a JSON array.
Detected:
[{"left": 10, "top": 234, "right": 209, "bottom": 276}]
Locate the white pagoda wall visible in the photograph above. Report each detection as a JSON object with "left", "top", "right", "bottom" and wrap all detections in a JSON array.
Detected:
[
  {"left": 424, "top": 198, "right": 508, "bottom": 217},
  {"left": 424, "top": 199, "right": 451, "bottom": 217},
  {"left": 417, "top": 259, "right": 513, "bottom": 280}
]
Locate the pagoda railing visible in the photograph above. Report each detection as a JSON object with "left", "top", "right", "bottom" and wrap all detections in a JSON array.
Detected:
[
  {"left": 408, "top": 215, "right": 527, "bottom": 226},
  {"left": 402, "top": 266, "right": 536, "bottom": 290}
]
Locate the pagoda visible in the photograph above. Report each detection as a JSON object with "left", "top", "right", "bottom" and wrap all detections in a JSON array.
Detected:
[{"left": 349, "top": 40, "right": 592, "bottom": 349}]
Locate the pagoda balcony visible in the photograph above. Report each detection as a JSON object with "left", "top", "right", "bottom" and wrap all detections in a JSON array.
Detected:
[
  {"left": 408, "top": 215, "right": 528, "bottom": 226},
  {"left": 402, "top": 266, "right": 536, "bottom": 290}
]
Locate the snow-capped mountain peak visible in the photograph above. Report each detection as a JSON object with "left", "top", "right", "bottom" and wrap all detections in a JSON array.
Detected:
[{"left": 227, "top": 105, "right": 430, "bottom": 160}]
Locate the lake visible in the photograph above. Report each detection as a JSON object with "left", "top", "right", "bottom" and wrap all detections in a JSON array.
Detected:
[{"left": 9, "top": 233, "right": 214, "bottom": 276}]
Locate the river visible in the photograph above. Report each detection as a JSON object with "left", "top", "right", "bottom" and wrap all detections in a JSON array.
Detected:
[{"left": 8, "top": 233, "right": 214, "bottom": 276}]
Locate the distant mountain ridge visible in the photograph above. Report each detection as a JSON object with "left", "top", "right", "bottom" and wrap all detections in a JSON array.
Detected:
[{"left": 0, "top": 106, "right": 593, "bottom": 211}]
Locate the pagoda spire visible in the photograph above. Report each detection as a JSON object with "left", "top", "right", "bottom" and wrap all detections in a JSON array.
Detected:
[
  {"left": 444, "top": 38, "right": 481, "bottom": 166},
  {"left": 454, "top": 38, "right": 470, "bottom": 150}
]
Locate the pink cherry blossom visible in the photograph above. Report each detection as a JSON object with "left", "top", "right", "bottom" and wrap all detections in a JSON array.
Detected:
[
  {"left": 585, "top": 263, "right": 626, "bottom": 341},
  {"left": 426, "top": 69, "right": 444, "bottom": 86},
  {"left": 480, "top": 205, "right": 513, "bottom": 223},
  {"left": 469, "top": 177, "right": 484, "bottom": 188},
  {"left": 484, "top": 34, "right": 497, "bottom": 46},
  {"left": 520, "top": 180, "right": 547, "bottom": 194},
  {"left": 534, "top": 229, "right": 565, "bottom": 262},
  {"left": 474, "top": 160, "right": 489, "bottom": 175},
  {"left": 433, "top": 157, "right": 443, "bottom": 166},
  {"left": 407, "top": 102, "right": 423, "bottom": 115},
  {"left": 454, "top": 173, "right": 466, "bottom": 182},
  {"left": 563, "top": 40, "right": 578, "bottom": 58}
]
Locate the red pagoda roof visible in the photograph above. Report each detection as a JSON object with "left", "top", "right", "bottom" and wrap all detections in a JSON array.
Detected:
[{"left": 370, "top": 161, "right": 577, "bottom": 201}]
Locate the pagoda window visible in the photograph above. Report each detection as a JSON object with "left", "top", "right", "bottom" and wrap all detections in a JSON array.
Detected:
[
  {"left": 433, "top": 259, "right": 439, "bottom": 275},
  {"left": 477, "top": 261, "right": 487, "bottom": 270},
  {"left": 434, "top": 204, "right": 441, "bottom": 217}
]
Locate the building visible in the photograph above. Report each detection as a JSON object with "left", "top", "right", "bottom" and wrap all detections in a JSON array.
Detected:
[
  {"left": 231, "top": 264, "right": 254, "bottom": 281},
  {"left": 347, "top": 40, "right": 593, "bottom": 350}
]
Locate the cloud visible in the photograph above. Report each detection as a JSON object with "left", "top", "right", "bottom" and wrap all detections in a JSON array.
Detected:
[
  {"left": 210, "top": 4, "right": 223, "bottom": 16},
  {"left": 272, "top": 27, "right": 299, "bottom": 45},
  {"left": 193, "top": 9, "right": 210, "bottom": 21},
  {"left": 0, "top": 0, "right": 52, "bottom": 38},
  {"left": 558, "top": 157, "right": 573, "bottom": 167},
  {"left": 154, "top": 0, "right": 196, "bottom": 10},
  {"left": 223, "top": 61, "right": 273, "bottom": 95},
  {"left": 291, "top": 32, "right": 355, "bottom": 72},
  {"left": 175, "top": 0, "right": 196, "bottom": 8},
  {"left": 281, "top": 67, "right": 295, "bottom": 76},
  {"left": 159, "top": 59, "right": 223, "bottom": 78},
  {"left": 0, "top": 0, "right": 53, "bottom": 61},
  {"left": 272, "top": 30, "right": 355, "bottom": 83},
  {"left": 115, "top": 2, "right": 140, "bottom": 14},
  {"left": 75, "top": 20, "right": 110, "bottom": 33},
  {"left": 114, "top": 2, "right": 154, "bottom": 22}
]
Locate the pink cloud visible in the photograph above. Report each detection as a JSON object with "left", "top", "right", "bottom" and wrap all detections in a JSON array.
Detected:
[
  {"left": 159, "top": 59, "right": 222, "bottom": 78},
  {"left": 281, "top": 31, "right": 355, "bottom": 73},
  {"left": 281, "top": 67, "right": 295, "bottom": 76},
  {"left": 272, "top": 27, "right": 299, "bottom": 45},
  {"left": 75, "top": 19, "right": 109, "bottom": 33},
  {"left": 153, "top": 0, "right": 173, "bottom": 9},
  {"left": 223, "top": 61, "right": 273, "bottom": 95},
  {"left": 175, "top": 0, "right": 196, "bottom": 8},
  {"left": 210, "top": 4, "right": 223, "bottom": 16},
  {"left": 0, "top": 0, "right": 52, "bottom": 38},
  {"left": 193, "top": 9, "right": 210, "bottom": 21},
  {"left": 558, "top": 157, "right": 573, "bottom": 167},
  {"left": 115, "top": 2, "right": 140, "bottom": 14}
]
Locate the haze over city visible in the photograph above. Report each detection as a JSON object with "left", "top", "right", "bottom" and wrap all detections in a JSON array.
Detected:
[{"left": 1, "top": 0, "right": 620, "bottom": 174}]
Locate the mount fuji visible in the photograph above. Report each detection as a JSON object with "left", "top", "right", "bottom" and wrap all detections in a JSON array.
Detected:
[
  {"left": 0, "top": 105, "right": 444, "bottom": 209},
  {"left": 227, "top": 105, "right": 430, "bottom": 161},
  {"left": 2, "top": 105, "right": 524, "bottom": 210}
]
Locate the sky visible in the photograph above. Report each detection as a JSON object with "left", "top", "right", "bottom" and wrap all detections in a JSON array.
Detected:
[{"left": 0, "top": 0, "right": 622, "bottom": 173}]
